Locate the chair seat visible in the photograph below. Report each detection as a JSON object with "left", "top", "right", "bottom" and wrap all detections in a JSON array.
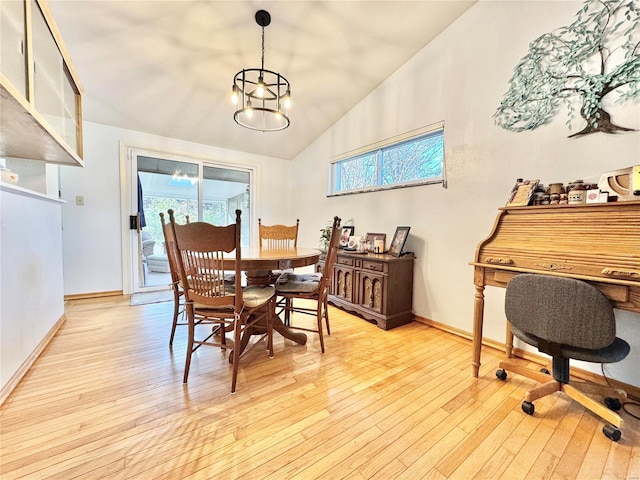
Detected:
[
  {"left": 275, "top": 273, "right": 321, "bottom": 293},
  {"left": 193, "top": 285, "right": 274, "bottom": 311},
  {"left": 243, "top": 285, "right": 276, "bottom": 308},
  {"left": 512, "top": 327, "right": 631, "bottom": 364}
]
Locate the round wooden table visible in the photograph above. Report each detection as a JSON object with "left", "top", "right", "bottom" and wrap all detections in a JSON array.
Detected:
[
  {"left": 233, "top": 247, "right": 321, "bottom": 352},
  {"left": 237, "top": 247, "right": 321, "bottom": 286}
]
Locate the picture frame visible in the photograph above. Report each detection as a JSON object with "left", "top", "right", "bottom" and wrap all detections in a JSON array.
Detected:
[
  {"left": 506, "top": 179, "right": 540, "bottom": 207},
  {"left": 339, "top": 226, "right": 355, "bottom": 248},
  {"left": 365, "top": 232, "right": 387, "bottom": 253},
  {"left": 388, "top": 226, "right": 410, "bottom": 257}
]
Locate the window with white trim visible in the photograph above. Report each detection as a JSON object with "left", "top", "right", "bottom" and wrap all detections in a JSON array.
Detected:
[{"left": 329, "top": 124, "right": 445, "bottom": 196}]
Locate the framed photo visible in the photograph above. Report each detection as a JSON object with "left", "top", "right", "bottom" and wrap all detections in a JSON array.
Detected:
[
  {"left": 339, "top": 226, "right": 354, "bottom": 248},
  {"left": 389, "top": 226, "right": 410, "bottom": 257},
  {"left": 365, "top": 232, "right": 387, "bottom": 253},
  {"left": 506, "top": 179, "right": 539, "bottom": 207}
]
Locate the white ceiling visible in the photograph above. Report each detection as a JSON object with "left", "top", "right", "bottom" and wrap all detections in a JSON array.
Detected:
[{"left": 49, "top": 0, "right": 476, "bottom": 160}]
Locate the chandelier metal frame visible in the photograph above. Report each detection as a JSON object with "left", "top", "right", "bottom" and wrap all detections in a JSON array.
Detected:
[{"left": 232, "top": 10, "right": 291, "bottom": 132}]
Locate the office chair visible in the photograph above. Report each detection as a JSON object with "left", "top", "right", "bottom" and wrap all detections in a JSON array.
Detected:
[{"left": 496, "top": 274, "right": 630, "bottom": 441}]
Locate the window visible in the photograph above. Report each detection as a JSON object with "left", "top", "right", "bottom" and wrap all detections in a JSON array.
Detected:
[{"left": 329, "top": 124, "right": 445, "bottom": 196}]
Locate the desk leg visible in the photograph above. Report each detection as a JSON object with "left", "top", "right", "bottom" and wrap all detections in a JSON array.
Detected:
[
  {"left": 505, "top": 321, "right": 513, "bottom": 358},
  {"left": 472, "top": 281, "right": 485, "bottom": 378}
]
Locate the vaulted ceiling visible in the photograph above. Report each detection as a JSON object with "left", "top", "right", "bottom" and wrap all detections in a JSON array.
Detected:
[{"left": 49, "top": 1, "right": 476, "bottom": 160}]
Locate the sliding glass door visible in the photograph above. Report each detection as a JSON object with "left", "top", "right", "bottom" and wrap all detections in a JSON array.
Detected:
[{"left": 129, "top": 150, "right": 252, "bottom": 293}]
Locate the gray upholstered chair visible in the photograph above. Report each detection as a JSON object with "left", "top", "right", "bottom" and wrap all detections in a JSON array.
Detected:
[{"left": 496, "top": 274, "right": 630, "bottom": 441}]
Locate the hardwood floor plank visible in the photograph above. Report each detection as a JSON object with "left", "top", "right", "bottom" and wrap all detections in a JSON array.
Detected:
[{"left": 1, "top": 296, "right": 638, "bottom": 480}]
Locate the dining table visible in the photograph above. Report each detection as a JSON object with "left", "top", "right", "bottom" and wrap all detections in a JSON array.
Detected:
[{"left": 230, "top": 246, "right": 321, "bottom": 354}]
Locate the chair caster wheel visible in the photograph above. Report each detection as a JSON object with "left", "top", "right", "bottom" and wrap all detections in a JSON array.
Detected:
[
  {"left": 602, "top": 424, "right": 621, "bottom": 442},
  {"left": 604, "top": 397, "right": 621, "bottom": 411},
  {"left": 522, "top": 401, "right": 535, "bottom": 415},
  {"left": 540, "top": 368, "right": 550, "bottom": 375},
  {"left": 496, "top": 369, "right": 507, "bottom": 381}
]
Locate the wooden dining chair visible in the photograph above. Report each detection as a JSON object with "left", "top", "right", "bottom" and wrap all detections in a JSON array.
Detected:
[
  {"left": 159, "top": 212, "right": 190, "bottom": 346},
  {"left": 274, "top": 216, "right": 341, "bottom": 353},
  {"left": 259, "top": 218, "right": 300, "bottom": 284},
  {"left": 169, "top": 209, "right": 276, "bottom": 393},
  {"left": 258, "top": 218, "right": 299, "bottom": 249}
]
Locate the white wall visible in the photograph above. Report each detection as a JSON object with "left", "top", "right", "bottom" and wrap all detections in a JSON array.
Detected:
[
  {"left": 1, "top": 185, "right": 65, "bottom": 391},
  {"left": 291, "top": 1, "right": 640, "bottom": 385},
  {"left": 59, "top": 122, "right": 293, "bottom": 296}
]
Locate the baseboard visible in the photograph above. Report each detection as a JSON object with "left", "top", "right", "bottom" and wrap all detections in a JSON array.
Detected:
[
  {"left": 0, "top": 314, "right": 67, "bottom": 406},
  {"left": 64, "top": 290, "right": 123, "bottom": 301},
  {"left": 414, "top": 315, "right": 640, "bottom": 401}
]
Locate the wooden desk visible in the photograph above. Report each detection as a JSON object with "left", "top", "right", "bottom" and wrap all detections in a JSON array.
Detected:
[{"left": 471, "top": 201, "right": 640, "bottom": 377}]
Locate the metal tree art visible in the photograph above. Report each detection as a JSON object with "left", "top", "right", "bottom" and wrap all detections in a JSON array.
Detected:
[{"left": 494, "top": 0, "right": 639, "bottom": 137}]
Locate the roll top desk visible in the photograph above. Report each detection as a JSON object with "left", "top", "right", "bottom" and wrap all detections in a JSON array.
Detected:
[{"left": 470, "top": 200, "right": 640, "bottom": 377}]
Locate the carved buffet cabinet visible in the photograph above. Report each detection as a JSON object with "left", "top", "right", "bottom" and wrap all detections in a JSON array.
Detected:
[{"left": 318, "top": 251, "right": 415, "bottom": 330}]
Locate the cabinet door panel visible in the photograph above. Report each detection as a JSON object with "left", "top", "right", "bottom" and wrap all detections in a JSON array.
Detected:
[
  {"left": 334, "top": 266, "right": 354, "bottom": 303},
  {"left": 359, "top": 272, "right": 384, "bottom": 314}
]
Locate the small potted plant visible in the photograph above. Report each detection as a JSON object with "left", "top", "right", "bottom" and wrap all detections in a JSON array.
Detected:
[{"left": 319, "top": 224, "right": 332, "bottom": 251}]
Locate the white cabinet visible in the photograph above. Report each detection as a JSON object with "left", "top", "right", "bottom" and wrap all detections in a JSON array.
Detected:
[{"left": 0, "top": 0, "right": 83, "bottom": 166}]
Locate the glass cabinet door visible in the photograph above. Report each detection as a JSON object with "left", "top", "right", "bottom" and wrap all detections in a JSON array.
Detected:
[
  {"left": 0, "top": 0, "right": 27, "bottom": 97},
  {"left": 30, "top": 0, "right": 80, "bottom": 154}
]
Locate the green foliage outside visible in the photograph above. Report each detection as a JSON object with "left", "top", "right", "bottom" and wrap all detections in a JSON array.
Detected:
[{"left": 142, "top": 197, "right": 226, "bottom": 248}]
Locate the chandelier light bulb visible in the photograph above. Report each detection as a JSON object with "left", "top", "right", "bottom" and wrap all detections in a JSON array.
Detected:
[
  {"left": 256, "top": 75, "right": 265, "bottom": 98},
  {"left": 283, "top": 90, "right": 291, "bottom": 109},
  {"left": 231, "top": 85, "right": 239, "bottom": 105}
]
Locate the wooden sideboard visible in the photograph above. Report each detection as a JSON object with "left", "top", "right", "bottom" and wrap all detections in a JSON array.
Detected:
[{"left": 318, "top": 251, "right": 415, "bottom": 330}]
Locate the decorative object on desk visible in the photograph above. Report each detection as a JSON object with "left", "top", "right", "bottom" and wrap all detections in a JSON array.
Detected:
[
  {"left": 365, "top": 233, "right": 386, "bottom": 253},
  {"left": 568, "top": 183, "right": 587, "bottom": 204},
  {"left": 548, "top": 183, "right": 564, "bottom": 195},
  {"left": 586, "top": 188, "right": 601, "bottom": 204},
  {"left": 494, "top": 0, "right": 639, "bottom": 138},
  {"left": 231, "top": 10, "right": 291, "bottom": 132},
  {"left": 598, "top": 166, "right": 640, "bottom": 201},
  {"left": 506, "top": 179, "right": 539, "bottom": 206},
  {"left": 389, "top": 226, "right": 410, "bottom": 257},
  {"left": 339, "top": 226, "right": 354, "bottom": 248}
]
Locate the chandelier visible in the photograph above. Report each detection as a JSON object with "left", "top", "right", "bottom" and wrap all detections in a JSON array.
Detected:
[{"left": 231, "top": 10, "right": 291, "bottom": 132}]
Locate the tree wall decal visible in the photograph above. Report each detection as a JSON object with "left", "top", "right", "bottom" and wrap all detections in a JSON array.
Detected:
[{"left": 494, "top": 0, "right": 639, "bottom": 137}]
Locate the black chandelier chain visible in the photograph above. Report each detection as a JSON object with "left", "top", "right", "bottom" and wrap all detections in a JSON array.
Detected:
[{"left": 261, "top": 26, "right": 265, "bottom": 72}]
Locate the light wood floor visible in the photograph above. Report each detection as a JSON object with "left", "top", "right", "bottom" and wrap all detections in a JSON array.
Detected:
[{"left": 1, "top": 296, "right": 638, "bottom": 479}]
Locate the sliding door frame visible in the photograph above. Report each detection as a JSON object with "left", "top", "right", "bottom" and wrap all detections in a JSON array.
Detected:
[{"left": 119, "top": 142, "right": 259, "bottom": 294}]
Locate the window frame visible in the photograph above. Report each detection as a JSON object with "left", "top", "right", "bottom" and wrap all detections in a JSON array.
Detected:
[{"left": 328, "top": 122, "right": 446, "bottom": 197}]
